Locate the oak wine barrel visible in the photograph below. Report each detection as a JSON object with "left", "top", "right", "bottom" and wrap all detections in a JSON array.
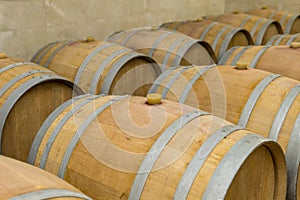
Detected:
[
  {"left": 267, "top": 33, "right": 300, "bottom": 45},
  {"left": 0, "top": 155, "right": 91, "bottom": 199},
  {"left": 149, "top": 65, "right": 300, "bottom": 199},
  {"left": 219, "top": 44, "right": 300, "bottom": 80},
  {"left": 105, "top": 27, "right": 216, "bottom": 70},
  {"left": 31, "top": 39, "right": 161, "bottom": 96},
  {"left": 204, "top": 13, "right": 283, "bottom": 45},
  {"left": 0, "top": 55, "right": 83, "bottom": 162},
  {"left": 160, "top": 19, "right": 254, "bottom": 60},
  {"left": 245, "top": 7, "right": 300, "bottom": 34},
  {"left": 28, "top": 95, "right": 286, "bottom": 200}
]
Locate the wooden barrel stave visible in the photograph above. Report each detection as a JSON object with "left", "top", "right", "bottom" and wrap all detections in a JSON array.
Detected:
[
  {"left": 219, "top": 45, "right": 300, "bottom": 80},
  {"left": 0, "top": 56, "right": 82, "bottom": 162},
  {"left": 149, "top": 65, "right": 300, "bottom": 199},
  {"left": 160, "top": 19, "right": 254, "bottom": 60},
  {"left": 245, "top": 8, "right": 300, "bottom": 34},
  {"left": 28, "top": 95, "right": 287, "bottom": 200},
  {"left": 267, "top": 33, "right": 300, "bottom": 45},
  {"left": 204, "top": 13, "right": 283, "bottom": 45},
  {"left": 32, "top": 40, "right": 161, "bottom": 96},
  {"left": 105, "top": 27, "right": 217, "bottom": 67},
  {"left": 0, "top": 155, "right": 90, "bottom": 199}
]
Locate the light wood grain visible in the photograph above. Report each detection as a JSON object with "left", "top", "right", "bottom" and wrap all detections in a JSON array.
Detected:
[
  {"left": 0, "top": 57, "right": 80, "bottom": 162},
  {"left": 221, "top": 45, "right": 300, "bottom": 80},
  {"left": 245, "top": 8, "right": 300, "bottom": 34},
  {"left": 32, "top": 40, "right": 161, "bottom": 96},
  {"left": 205, "top": 13, "right": 283, "bottom": 44},
  {"left": 106, "top": 27, "right": 217, "bottom": 66},
  {"left": 31, "top": 95, "right": 286, "bottom": 200},
  {"left": 0, "top": 155, "right": 89, "bottom": 199},
  {"left": 152, "top": 65, "right": 299, "bottom": 199},
  {"left": 161, "top": 19, "right": 254, "bottom": 60}
]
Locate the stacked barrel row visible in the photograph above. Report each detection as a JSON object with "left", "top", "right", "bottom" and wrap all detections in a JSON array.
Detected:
[
  {"left": 155, "top": 7, "right": 300, "bottom": 199},
  {"left": 0, "top": 29, "right": 220, "bottom": 198},
  {"left": 0, "top": 55, "right": 287, "bottom": 199},
  {"left": 159, "top": 6, "right": 300, "bottom": 63},
  {"left": 0, "top": 5, "right": 299, "bottom": 200}
]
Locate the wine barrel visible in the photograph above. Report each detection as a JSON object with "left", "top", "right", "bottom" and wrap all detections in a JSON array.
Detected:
[
  {"left": 0, "top": 155, "right": 91, "bottom": 199},
  {"left": 105, "top": 27, "right": 217, "bottom": 70},
  {"left": 267, "top": 33, "right": 300, "bottom": 45},
  {"left": 0, "top": 55, "right": 83, "bottom": 162},
  {"left": 244, "top": 7, "right": 300, "bottom": 34},
  {"left": 149, "top": 65, "right": 300, "bottom": 199},
  {"left": 160, "top": 19, "right": 254, "bottom": 60},
  {"left": 27, "top": 95, "right": 286, "bottom": 200},
  {"left": 219, "top": 44, "right": 300, "bottom": 80},
  {"left": 204, "top": 13, "right": 283, "bottom": 45},
  {"left": 31, "top": 39, "right": 161, "bottom": 96}
]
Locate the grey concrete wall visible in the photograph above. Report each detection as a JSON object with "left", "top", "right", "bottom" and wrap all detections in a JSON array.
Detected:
[
  {"left": 225, "top": 0, "right": 300, "bottom": 13},
  {"left": 0, "top": 0, "right": 225, "bottom": 60}
]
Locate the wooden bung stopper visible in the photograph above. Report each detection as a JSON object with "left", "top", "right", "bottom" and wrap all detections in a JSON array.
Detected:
[
  {"left": 290, "top": 42, "right": 300, "bottom": 49},
  {"left": 147, "top": 93, "right": 162, "bottom": 105},
  {"left": 150, "top": 26, "right": 159, "bottom": 31},
  {"left": 235, "top": 61, "right": 248, "bottom": 70},
  {"left": 0, "top": 52, "right": 7, "bottom": 59},
  {"left": 196, "top": 17, "right": 203, "bottom": 22},
  {"left": 86, "top": 36, "right": 95, "bottom": 42}
]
